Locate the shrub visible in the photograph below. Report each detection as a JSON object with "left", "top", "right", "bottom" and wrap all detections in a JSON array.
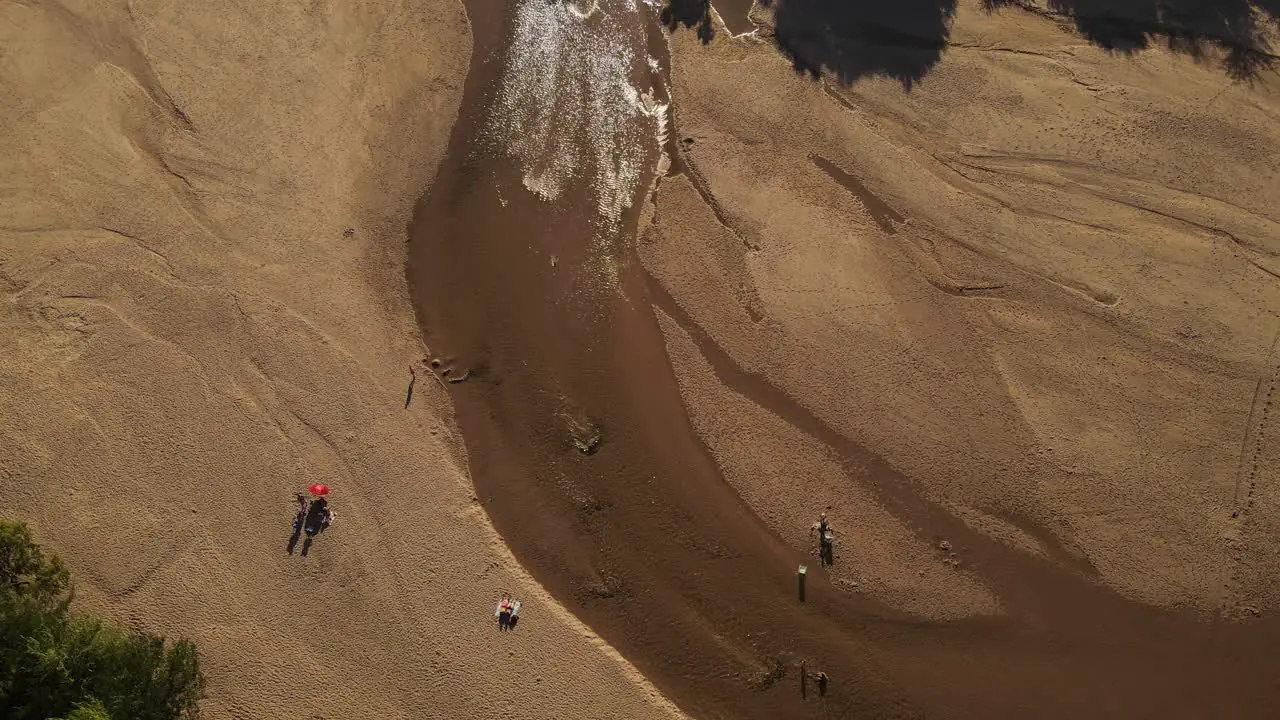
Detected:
[
  {"left": 0, "top": 521, "right": 70, "bottom": 608},
  {"left": 52, "top": 698, "right": 111, "bottom": 720},
  {"left": 0, "top": 520, "right": 204, "bottom": 720}
]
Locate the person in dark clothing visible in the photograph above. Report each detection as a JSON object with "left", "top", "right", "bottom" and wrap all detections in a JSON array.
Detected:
[
  {"left": 288, "top": 492, "right": 334, "bottom": 556},
  {"left": 303, "top": 496, "right": 331, "bottom": 537},
  {"left": 811, "top": 512, "right": 835, "bottom": 567}
]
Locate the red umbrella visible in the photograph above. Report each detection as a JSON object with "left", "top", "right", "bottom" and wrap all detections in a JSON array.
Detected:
[{"left": 308, "top": 483, "right": 330, "bottom": 496}]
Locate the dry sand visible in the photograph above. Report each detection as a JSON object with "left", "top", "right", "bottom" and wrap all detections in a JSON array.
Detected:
[
  {"left": 6, "top": 0, "right": 1280, "bottom": 718},
  {"left": 0, "top": 1, "right": 685, "bottom": 718},
  {"left": 641, "top": 0, "right": 1280, "bottom": 714},
  {"left": 661, "top": 0, "right": 1280, "bottom": 623}
]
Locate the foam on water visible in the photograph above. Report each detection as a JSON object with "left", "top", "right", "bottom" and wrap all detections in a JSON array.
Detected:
[{"left": 485, "top": 0, "right": 665, "bottom": 236}]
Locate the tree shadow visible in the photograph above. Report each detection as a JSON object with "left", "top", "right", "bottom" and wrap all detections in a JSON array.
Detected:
[
  {"left": 984, "top": 0, "right": 1279, "bottom": 80},
  {"left": 758, "top": 0, "right": 960, "bottom": 89},
  {"left": 662, "top": 0, "right": 716, "bottom": 44},
  {"left": 727, "top": 0, "right": 1278, "bottom": 90}
]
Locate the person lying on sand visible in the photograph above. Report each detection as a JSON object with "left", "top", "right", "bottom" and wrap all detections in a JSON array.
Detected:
[
  {"left": 496, "top": 594, "right": 514, "bottom": 631},
  {"left": 495, "top": 595, "right": 523, "bottom": 631}
]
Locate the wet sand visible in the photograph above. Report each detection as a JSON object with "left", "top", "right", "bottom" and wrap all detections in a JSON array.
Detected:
[
  {"left": 409, "top": 1, "right": 1280, "bottom": 719},
  {"left": 712, "top": 0, "right": 757, "bottom": 35}
]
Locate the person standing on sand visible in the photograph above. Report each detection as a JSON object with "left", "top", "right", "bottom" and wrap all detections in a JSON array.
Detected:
[
  {"left": 303, "top": 495, "right": 332, "bottom": 536},
  {"left": 810, "top": 512, "right": 835, "bottom": 567}
]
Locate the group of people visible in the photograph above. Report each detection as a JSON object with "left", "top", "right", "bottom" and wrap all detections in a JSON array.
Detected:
[
  {"left": 285, "top": 485, "right": 837, "bottom": 637},
  {"left": 287, "top": 484, "right": 335, "bottom": 557},
  {"left": 495, "top": 594, "right": 522, "bottom": 631},
  {"left": 285, "top": 485, "right": 527, "bottom": 631}
]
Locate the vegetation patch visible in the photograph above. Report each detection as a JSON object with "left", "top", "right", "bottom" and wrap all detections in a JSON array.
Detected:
[{"left": 0, "top": 520, "right": 204, "bottom": 720}]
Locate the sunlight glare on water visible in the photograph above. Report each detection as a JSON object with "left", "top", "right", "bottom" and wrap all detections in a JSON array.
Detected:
[{"left": 485, "top": 0, "right": 668, "bottom": 236}]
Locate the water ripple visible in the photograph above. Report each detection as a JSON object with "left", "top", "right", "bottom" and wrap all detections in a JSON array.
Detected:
[{"left": 485, "top": 0, "right": 668, "bottom": 236}]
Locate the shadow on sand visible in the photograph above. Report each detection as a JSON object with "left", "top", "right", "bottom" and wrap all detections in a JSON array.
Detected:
[
  {"left": 663, "top": 0, "right": 1279, "bottom": 88},
  {"left": 985, "top": 0, "right": 1280, "bottom": 80},
  {"left": 662, "top": 0, "right": 716, "bottom": 43},
  {"left": 761, "top": 0, "right": 959, "bottom": 89},
  {"left": 286, "top": 527, "right": 317, "bottom": 557}
]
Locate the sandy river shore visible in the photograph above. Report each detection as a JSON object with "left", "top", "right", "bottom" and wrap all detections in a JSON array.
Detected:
[
  {"left": 0, "top": 1, "right": 684, "bottom": 718},
  {"left": 4, "top": 0, "right": 1280, "bottom": 718}
]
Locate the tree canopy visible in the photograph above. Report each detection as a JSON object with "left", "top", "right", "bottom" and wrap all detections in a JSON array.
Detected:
[{"left": 0, "top": 520, "right": 204, "bottom": 720}]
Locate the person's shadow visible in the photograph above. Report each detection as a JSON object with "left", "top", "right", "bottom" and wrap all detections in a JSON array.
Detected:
[
  {"left": 287, "top": 527, "right": 318, "bottom": 557},
  {"left": 287, "top": 525, "right": 302, "bottom": 555}
]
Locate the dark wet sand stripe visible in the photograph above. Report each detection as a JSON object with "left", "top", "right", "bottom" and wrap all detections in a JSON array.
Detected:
[
  {"left": 811, "top": 154, "right": 904, "bottom": 233},
  {"left": 406, "top": 3, "right": 1280, "bottom": 718}
]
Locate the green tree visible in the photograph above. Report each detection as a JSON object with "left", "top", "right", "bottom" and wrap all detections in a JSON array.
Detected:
[
  {"left": 52, "top": 698, "right": 111, "bottom": 720},
  {"left": 0, "top": 520, "right": 204, "bottom": 720},
  {"left": 0, "top": 520, "right": 69, "bottom": 608}
]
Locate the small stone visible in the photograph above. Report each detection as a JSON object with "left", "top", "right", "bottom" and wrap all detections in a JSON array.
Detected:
[
  {"left": 938, "top": 540, "right": 952, "bottom": 551},
  {"left": 572, "top": 429, "right": 602, "bottom": 455}
]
